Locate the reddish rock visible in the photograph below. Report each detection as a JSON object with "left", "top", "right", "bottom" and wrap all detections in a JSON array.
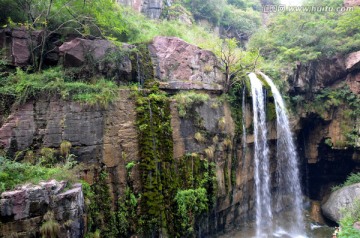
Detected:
[
  {"left": 0, "top": 28, "right": 43, "bottom": 67},
  {"left": 59, "top": 38, "right": 133, "bottom": 81},
  {"left": 354, "top": 221, "right": 360, "bottom": 230},
  {"left": 345, "top": 51, "right": 360, "bottom": 71},
  {"left": 346, "top": 71, "right": 360, "bottom": 94},
  {"left": 344, "top": 0, "right": 360, "bottom": 7},
  {"left": 149, "top": 36, "right": 225, "bottom": 91}
]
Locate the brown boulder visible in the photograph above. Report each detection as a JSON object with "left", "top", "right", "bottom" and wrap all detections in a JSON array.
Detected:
[
  {"left": 149, "top": 36, "right": 225, "bottom": 91},
  {"left": 59, "top": 38, "right": 133, "bottom": 81}
]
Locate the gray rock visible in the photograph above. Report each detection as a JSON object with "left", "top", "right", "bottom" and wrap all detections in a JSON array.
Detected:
[
  {"left": 0, "top": 180, "right": 84, "bottom": 237},
  {"left": 321, "top": 183, "right": 360, "bottom": 223}
]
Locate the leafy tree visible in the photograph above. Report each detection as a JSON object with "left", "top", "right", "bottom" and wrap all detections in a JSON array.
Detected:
[
  {"left": 2, "top": 0, "right": 127, "bottom": 71},
  {"left": 220, "top": 5, "right": 261, "bottom": 42},
  {"left": 182, "top": 0, "right": 225, "bottom": 25},
  {"left": 247, "top": 0, "right": 360, "bottom": 65},
  {"left": 213, "top": 38, "right": 260, "bottom": 92},
  {"left": 0, "top": 0, "right": 26, "bottom": 24}
]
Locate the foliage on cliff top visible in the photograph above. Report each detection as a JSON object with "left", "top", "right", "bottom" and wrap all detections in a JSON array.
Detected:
[
  {"left": 248, "top": 0, "right": 360, "bottom": 65},
  {"left": 1, "top": 0, "right": 126, "bottom": 39},
  {"left": 0, "top": 156, "right": 78, "bottom": 193},
  {"left": 0, "top": 67, "right": 119, "bottom": 106}
]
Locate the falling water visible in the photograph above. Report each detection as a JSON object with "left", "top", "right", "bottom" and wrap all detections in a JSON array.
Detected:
[
  {"left": 249, "top": 73, "right": 272, "bottom": 237},
  {"left": 259, "top": 72, "right": 305, "bottom": 236},
  {"left": 242, "top": 86, "right": 247, "bottom": 157}
]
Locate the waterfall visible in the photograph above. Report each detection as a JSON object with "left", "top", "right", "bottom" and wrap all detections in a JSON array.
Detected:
[
  {"left": 249, "top": 73, "right": 272, "bottom": 237},
  {"left": 248, "top": 72, "right": 305, "bottom": 237},
  {"left": 242, "top": 86, "right": 247, "bottom": 158},
  {"left": 259, "top": 72, "right": 305, "bottom": 235}
]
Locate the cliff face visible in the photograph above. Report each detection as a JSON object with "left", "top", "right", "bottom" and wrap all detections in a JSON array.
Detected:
[
  {"left": 288, "top": 52, "right": 360, "bottom": 201},
  {"left": 1, "top": 32, "right": 360, "bottom": 236},
  {"left": 0, "top": 36, "right": 252, "bottom": 235}
]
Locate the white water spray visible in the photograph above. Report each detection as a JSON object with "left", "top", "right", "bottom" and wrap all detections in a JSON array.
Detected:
[
  {"left": 249, "top": 73, "right": 272, "bottom": 237},
  {"left": 259, "top": 72, "right": 305, "bottom": 236},
  {"left": 248, "top": 72, "right": 305, "bottom": 237}
]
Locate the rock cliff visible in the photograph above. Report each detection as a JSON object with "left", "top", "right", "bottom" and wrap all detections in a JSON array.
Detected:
[
  {"left": 1, "top": 32, "right": 360, "bottom": 236},
  {"left": 288, "top": 52, "right": 360, "bottom": 201}
]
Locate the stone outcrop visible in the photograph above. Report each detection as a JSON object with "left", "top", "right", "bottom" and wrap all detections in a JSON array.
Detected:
[
  {"left": 0, "top": 180, "right": 85, "bottom": 238},
  {"left": 321, "top": 183, "right": 360, "bottom": 223},
  {"left": 288, "top": 56, "right": 347, "bottom": 94},
  {"left": 0, "top": 98, "right": 105, "bottom": 165},
  {"left": 345, "top": 51, "right": 360, "bottom": 71},
  {"left": 59, "top": 38, "right": 133, "bottom": 82},
  {"left": 289, "top": 51, "right": 360, "bottom": 95},
  {"left": 345, "top": 51, "right": 360, "bottom": 95},
  {"left": 0, "top": 27, "right": 43, "bottom": 67},
  {"left": 289, "top": 51, "right": 360, "bottom": 202},
  {"left": 149, "top": 36, "right": 225, "bottom": 91}
]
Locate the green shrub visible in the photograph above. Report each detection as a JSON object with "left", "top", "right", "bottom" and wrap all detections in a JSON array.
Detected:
[
  {"left": 175, "top": 188, "right": 208, "bottom": 235},
  {"left": 248, "top": 0, "right": 360, "bottom": 64},
  {"left": 220, "top": 6, "right": 261, "bottom": 38},
  {"left": 173, "top": 91, "right": 209, "bottom": 117},
  {"left": 0, "top": 156, "right": 77, "bottom": 193},
  {"left": 339, "top": 199, "right": 360, "bottom": 238},
  {"left": 332, "top": 173, "right": 360, "bottom": 192},
  {"left": 181, "top": 0, "right": 226, "bottom": 25},
  {"left": 40, "top": 211, "right": 61, "bottom": 238},
  {"left": 0, "top": 67, "right": 119, "bottom": 107}
]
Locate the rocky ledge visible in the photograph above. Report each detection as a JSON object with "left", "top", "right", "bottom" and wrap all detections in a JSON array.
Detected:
[{"left": 0, "top": 180, "right": 84, "bottom": 238}]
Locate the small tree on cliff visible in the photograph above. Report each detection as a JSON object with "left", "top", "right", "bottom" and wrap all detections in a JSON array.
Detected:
[{"left": 214, "top": 38, "right": 260, "bottom": 93}]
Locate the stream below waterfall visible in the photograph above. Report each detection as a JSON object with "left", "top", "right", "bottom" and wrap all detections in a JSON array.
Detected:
[{"left": 218, "top": 210, "right": 334, "bottom": 238}]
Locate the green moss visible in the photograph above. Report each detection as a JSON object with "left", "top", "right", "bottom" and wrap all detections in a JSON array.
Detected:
[
  {"left": 266, "top": 102, "right": 276, "bottom": 121},
  {"left": 173, "top": 91, "right": 210, "bottom": 118},
  {"left": 84, "top": 171, "right": 118, "bottom": 238},
  {"left": 132, "top": 43, "right": 155, "bottom": 87},
  {"left": 135, "top": 86, "right": 175, "bottom": 236},
  {"left": 302, "top": 85, "right": 360, "bottom": 147}
]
